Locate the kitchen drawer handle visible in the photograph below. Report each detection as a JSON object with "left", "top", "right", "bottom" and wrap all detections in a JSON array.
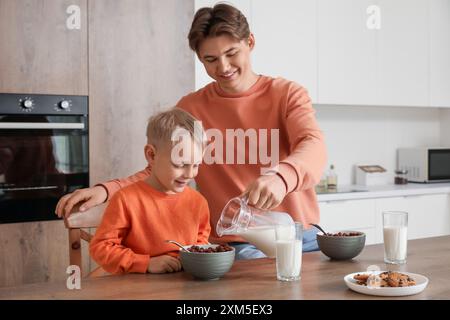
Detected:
[
  {"left": 0, "top": 122, "right": 85, "bottom": 129},
  {"left": 324, "top": 200, "right": 349, "bottom": 204}
]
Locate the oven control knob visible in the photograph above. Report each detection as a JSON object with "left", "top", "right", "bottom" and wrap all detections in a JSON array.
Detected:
[
  {"left": 59, "top": 100, "right": 70, "bottom": 109},
  {"left": 22, "top": 99, "right": 34, "bottom": 109}
]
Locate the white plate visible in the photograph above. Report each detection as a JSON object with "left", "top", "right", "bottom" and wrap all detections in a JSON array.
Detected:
[{"left": 344, "top": 271, "right": 429, "bottom": 297}]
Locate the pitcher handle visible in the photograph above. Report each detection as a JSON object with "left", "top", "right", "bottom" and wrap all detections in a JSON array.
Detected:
[{"left": 240, "top": 194, "right": 249, "bottom": 204}]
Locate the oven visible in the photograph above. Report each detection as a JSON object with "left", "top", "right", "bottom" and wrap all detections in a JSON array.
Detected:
[{"left": 0, "top": 93, "right": 89, "bottom": 223}]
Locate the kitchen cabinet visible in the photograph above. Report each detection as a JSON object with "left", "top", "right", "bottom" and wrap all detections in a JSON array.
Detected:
[
  {"left": 0, "top": 0, "right": 88, "bottom": 288},
  {"left": 317, "top": 0, "right": 376, "bottom": 105},
  {"left": 317, "top": 0, "right": 429, "bottom": 107},
  {"left": 0, "top": 0, "right": 88, "bottom": 95},
  {"left": 430, "top": 0, "right": 450, "bottom": 107},
  {"left": 194, "top": 0, "right": 449, "bottom": 108},
  {"left": 319, "top": 193, "right": 450, "bottom": 247},
  {"left": 375, "top": 0, "right": 429, "bottom": 107},
  {"left": 194, "top": 0, "right": 252, "bottom": 90},
  {"left": 375, "top": 194, "right": 450, "bottom": 242},
  {"left": 319, "top": 199, "right": 377, "bottom": 244},
  {"left": 88, "top": 0, "right": 194, "bottom": 196},
  {"left": 252, "top": 0, "right": 317, "bottom": 101},
  {"left": 0, "top": 220, "right": 90, "bottom": 287}
]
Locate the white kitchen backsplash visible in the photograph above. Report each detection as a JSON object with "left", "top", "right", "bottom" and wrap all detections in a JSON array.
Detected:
[{"left": 315, "top": 105, "right": 441, "bottom": 185}]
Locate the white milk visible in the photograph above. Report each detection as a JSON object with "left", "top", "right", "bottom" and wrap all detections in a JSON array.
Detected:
[
  {"left": 238, "top": 225, "right": 296, "bottom": 258},
  {"left": 383, "top": 226, "right": 408, "bottom": 262},
  {"left": 239, "top": 226, "right": 276, "bottom": 257},
  {"left": 276, "top": 240, "right": 302, "bottom": 279}
]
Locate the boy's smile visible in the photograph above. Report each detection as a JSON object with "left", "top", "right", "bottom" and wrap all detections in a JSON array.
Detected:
[{"left": 145, "top": 139, "right": 202, "bottom": 194}]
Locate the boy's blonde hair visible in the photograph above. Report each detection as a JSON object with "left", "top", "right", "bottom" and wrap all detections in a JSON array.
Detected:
[{"left": 146, "top": 108, "right": 205, "bottom": 148}]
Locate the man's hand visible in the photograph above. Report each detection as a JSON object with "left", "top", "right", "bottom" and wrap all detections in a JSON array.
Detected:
[
  {"left": 241, "top": 174, "right": 288, "bottom": 210},
  {"left": 55, "top": 185, "right": 108, "bottom": 218},
  {"left": 147, "top": 255, "right": 182, "bottom": 274}
]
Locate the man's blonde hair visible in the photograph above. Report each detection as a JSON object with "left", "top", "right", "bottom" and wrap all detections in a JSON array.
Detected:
[{"left": 146, "top": 108, "right": 205, "bottom": 148}]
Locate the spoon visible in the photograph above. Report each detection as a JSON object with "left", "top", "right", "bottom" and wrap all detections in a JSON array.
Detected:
[
  {"left": 310, "top": 223, "right": 328, "bottom": 236},
  {"left": 165, "top": 240, "right": 189, "bottom": 252}
]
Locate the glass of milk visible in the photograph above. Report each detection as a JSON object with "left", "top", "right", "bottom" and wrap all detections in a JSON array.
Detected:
[
  {"left": 383, "top": 211, "right": 408, "bottom": 264},
  {"left": 275, "top": 222, "right": 303, "bottom": 281}
]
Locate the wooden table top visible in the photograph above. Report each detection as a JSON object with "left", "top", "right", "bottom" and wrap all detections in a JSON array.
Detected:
[{"left": 1, "top": 236, "right": 449, "bottom": 300}]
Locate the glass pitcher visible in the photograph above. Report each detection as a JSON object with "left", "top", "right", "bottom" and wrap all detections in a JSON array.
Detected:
[{"left": 216, "top": 196, "right": 294, "bottom": 257}]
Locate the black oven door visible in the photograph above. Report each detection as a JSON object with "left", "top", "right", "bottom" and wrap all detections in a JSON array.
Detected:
[{"left": 0, "top": 115, "right": 89, "bottom": 223}]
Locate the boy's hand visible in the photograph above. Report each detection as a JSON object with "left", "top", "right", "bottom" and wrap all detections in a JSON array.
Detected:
[
  {"left": 55, "top": 185, "right": 108, "bottom": 218},
  {"left": 147, "top": 255, "right": 182, "bottom": 274},
  {"left": 241, "top": 174, "right": 287, "bottom": 210}
]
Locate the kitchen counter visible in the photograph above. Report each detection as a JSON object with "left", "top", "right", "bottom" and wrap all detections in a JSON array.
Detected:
[
  {"left": 317, "top": 183, "right": 450, "bottom": 202},
  {"left": 1, "top": 236, "right": 449, "bottom": 300}
]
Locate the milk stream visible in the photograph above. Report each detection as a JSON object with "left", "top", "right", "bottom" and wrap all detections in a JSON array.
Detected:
[
  {"left": 238, "top": 225, "right": 296, "bottom": 258},
  {"left": 276, "top": 240, "right": 302, "bottom": 279},
  {"left": 239, "top": 226, "right": 276, "bottom": 257},
  {"left": 383, "top": 226, "right": 408, "bottom": 262}
]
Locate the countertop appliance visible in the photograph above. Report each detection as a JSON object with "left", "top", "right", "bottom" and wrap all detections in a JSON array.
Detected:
[
  {"left": 0, "top": 93, "right": 89, "bottom": 223},
  {"left": 398, "top": 147, "right": 450, "bottom": 183}
]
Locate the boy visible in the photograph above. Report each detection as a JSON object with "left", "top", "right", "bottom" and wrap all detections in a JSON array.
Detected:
[{"left": 89, "top": 108, "right": 210, "bottom": 274}]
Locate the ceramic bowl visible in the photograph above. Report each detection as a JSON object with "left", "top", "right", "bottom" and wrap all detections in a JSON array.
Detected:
[
  {"left": 317, "top": 231, "right": 366, "bottom": 260},
  {"left": 179, "top": 244, "right": 235, "bottom": 280}
]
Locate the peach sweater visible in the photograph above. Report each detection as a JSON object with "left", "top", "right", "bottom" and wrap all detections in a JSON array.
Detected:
[
  {"left": 90, "top": 181, "right": 210, "bottom": 274},
  {"left": 101, "top": 76, "right": 327, "bottom": 244}
]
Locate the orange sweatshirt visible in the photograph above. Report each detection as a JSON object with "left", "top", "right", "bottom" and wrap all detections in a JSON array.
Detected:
[
  {"left": 101, "top": 76, "right": 327, "bottom": 244},
  {"left": 90, "top": 181, "right": 211, "bottom": 274}
]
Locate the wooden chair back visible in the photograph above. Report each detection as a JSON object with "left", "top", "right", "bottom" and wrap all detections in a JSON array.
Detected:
[{"left": 63, "top": 205, "right": 107, "bottom": 277}]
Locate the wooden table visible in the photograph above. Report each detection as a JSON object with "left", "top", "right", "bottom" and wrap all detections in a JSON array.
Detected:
[{"left": 1, "top": 236, "right": 449, "bottom": 300}]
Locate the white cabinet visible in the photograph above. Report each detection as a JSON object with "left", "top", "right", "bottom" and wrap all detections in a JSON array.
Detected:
[
  {"left": 194, "top": 0, "right": 450, "bottom": 108},
  {"left": 317, "top": 0, "right": 376, "bottom": 105},
  {"left": 319, "top": 194, "right": 450, "bottom": 245},
  {"left": 317, "top": 0, "right": 429, "bottom": 107},
  {"left": 376, "top": 194, "right": 450, "bottom": 241},
  {"left": 375, "top": 0, "right": 429, "bottom": 107},
  {"left": 194, "top": 0, "right": 252, "bottom": 90},
  {"left": 430, "top": 0, "right": 450, "bottom": 107},
  {"left": 252, "top": 0, "right": 317, "bottom": 101},
  {"left": 319, "top": 199, "right": 377, "bottom": 244}
]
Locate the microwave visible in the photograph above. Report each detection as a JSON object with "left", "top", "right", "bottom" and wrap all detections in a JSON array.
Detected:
[{"left": 398, "top": 147, "right": 450, "bottom": 183}]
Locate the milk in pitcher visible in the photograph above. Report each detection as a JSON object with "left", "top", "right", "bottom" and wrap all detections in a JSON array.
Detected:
[
  {"left": 239, "top": 226, "right": 276, "bottom": 257},
  {"left": 239, "top": 224, "right": 296, "bottom": 258}
]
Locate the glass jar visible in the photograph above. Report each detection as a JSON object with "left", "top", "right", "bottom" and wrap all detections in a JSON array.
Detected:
[
  {"left": 315, "top": 174, "right": 327, "bottom": 193},
  {"left": 394, "top": 169, "right": 408, "bottom": 185},
  {"left": 326, "top": 164, "right": 337, "bottom": 189}
]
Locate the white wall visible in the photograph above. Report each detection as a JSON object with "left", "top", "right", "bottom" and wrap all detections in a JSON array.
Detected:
[
  {"left": 315, "top": 105, "right": 441, "bottom": 185},
  {"left": 440, "top": 109, "right": 450, "bottom": 146}
]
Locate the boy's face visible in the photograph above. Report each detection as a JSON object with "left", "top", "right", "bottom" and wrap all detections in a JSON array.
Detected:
[
  {"left": 145, "top": 139, "right": 202, "bottom": 194},
  {"left": 198, "top": 33, "right": 255, "bottom": 94}
]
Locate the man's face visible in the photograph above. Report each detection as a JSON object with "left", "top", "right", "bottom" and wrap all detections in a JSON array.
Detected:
[{"left": 198, "top": 34, "right": 255, "bottom": 94}]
